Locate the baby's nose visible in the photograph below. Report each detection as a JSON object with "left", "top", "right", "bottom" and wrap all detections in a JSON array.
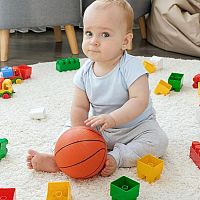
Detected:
[{"left": 90, "top": 37, "right": 100, "bottom": 46}]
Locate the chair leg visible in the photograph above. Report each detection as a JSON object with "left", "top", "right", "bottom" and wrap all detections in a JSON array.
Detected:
[
  {"left": 0, "top": 29, "right": 9, "bottom": 62},
  {"left": 53, "top": 26, "right": 62, "bottom": 42},
  {"left": 138, "top": 16, "right": 147, "bottom": 39},
  {"left": 64, "top": 25, "right": 79, "bottom": 55}
]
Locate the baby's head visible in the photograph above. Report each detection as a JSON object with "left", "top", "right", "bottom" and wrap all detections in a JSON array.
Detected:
[{"left": 82, "top": 0, "right": 134, "bottom": 62}]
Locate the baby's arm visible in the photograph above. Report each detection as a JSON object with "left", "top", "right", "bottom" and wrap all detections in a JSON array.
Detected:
[
  {"left": 70, "top": 86, "right": 90, "bottom": 127},
  {"left": 110, "top": 74, "right": 149, "bottom": 126}
]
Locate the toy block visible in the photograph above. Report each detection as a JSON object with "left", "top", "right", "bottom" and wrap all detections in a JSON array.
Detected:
[
  {"left": 56, "top": 58, "right": 80, "bottom": 72},
  {"left": 29, "top": 107, "right": 46, "bottom": 120},
  {"left": 192, "top": 74, "right": 200, "bottom": 88},
  {"left": 46, "top": 181, "right": 72, "bottom": 200},
  {"left": 154, "top": 80, "right": 172, "bottom": 96},
  {"left": 13, "top": 65, "right": 32, "bottom": 80},
  {"left": 190, "top": 141, "right": 200, "bottom": 169},
  {"left": 168, "top": 72, "right": 184, "bottom": 92},
  {"left": 110, "top": 176, "right": 140, "bottom": 200},
  {"left": 0, "top": 188, "right": 16, "bottom": 200},
  {"left": 143, "top": 61, "right": 156, "bottom": 74},
  {"left": 149, "top": 56, "right": 163, "bottom": 70},
  {"left": 0, "top": 66, "right": 14, "bottom": 78},
  {"left": 137, "top": 154, "right": 164, "bottom": 183},
  {"left": 0, "top": 138, "right": 8, "bottom": 160}
]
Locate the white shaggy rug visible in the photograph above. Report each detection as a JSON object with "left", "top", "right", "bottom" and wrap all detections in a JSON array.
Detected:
[{"left": 1, "top": 57, "right": 200, "bottom": 200}]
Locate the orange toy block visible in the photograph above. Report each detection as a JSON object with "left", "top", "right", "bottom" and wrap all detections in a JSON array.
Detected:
[
  {"left": 154, "top": 80, "right": 172, "bottom": 96},
  {"left": 46, "top": 181, "right": 71, "bottom": 200},
  {"left": 137, "top": 154, "right": 164, "bottom": 183}
]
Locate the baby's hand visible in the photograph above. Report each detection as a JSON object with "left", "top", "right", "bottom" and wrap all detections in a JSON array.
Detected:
[{"left": 84, "top": 114, "right": 116, "bottom": 131}]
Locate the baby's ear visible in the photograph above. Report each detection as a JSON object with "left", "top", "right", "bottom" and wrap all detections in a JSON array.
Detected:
[{"left": 122, "top": 33, "right": 133, "bottom": 50}]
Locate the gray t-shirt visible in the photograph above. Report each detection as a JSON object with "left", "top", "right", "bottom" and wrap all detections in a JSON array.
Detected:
[{"left": 73, "top": 52, "right": 153, "bottom": 128}]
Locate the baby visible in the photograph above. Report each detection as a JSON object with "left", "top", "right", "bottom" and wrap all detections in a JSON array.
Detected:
[{"left": 27, "top": 0, "right": 168, "bottom": 177}]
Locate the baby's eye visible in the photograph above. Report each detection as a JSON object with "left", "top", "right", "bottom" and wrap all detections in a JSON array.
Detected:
[
  {"left": 85, "top": 31, "right": 92, "bottom": 37},
  {"left": 102, "top": 32, "right": 110, "bottom": 37}
]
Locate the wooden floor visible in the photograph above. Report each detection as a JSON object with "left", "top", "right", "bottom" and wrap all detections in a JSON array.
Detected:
[{"left": 0, "top": 27, "right": 198, "bottom": 67}]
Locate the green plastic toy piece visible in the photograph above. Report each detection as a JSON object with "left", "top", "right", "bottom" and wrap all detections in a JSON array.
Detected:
[
  {"left": 110, "top": 176, "right": 140, "bottom": 200},
  {"left": 0, "top": 138, "right": 8, "bottom": 160},
  {"left": 168, "top": 72, "right": 184, "bottom": 92},
  {"left": 56, "top": 58, "right": 80, "bottom": 72}
]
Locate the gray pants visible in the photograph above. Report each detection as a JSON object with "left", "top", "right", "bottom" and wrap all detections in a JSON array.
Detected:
[
  {"left": 60, "top": 114, "right": 168, "bottom": 168},
  {"left": 102, "top": 114, "right": 168, "bottom": 167}
]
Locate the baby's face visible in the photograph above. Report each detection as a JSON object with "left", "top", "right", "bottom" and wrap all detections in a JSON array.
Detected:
[{"left": 82, "top": 3, "right": 129, "bottom": 63}]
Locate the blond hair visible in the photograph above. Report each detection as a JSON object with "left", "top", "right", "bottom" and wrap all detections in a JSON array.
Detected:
[{"left": 90, "top": 0, "right": 134, "bottom": 33}]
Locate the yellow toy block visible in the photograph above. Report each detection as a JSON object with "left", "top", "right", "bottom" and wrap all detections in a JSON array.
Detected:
[
  {"left": 46, "top": 181, "right": 72, "bottom": 200},
  {"left": 137, "top": 154, "right": 164, "bottom": 184},
  {"left": 154, "top": 80, "right": 172, "bottom": 96},
  {"left": 143, "top": 61, "right": 156, "bottom": 74},
  {"left": 198, "top": 82, "right": 200, "bottom": 96}
]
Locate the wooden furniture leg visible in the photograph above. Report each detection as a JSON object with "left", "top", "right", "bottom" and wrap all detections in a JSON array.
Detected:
[
  {"left": 138, "top": 16, "right": 147, "bottom": 39},
  {"left": 64, "top": 25, "right": 79, "bottom": 55},
  {"left": 0, "top": 29, "right": 9, "bottom": 62},
  {"left": 53, "top": 26, "right": 62, "bottom": 42}
]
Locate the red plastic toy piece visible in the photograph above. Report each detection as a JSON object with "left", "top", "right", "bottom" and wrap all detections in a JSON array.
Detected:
[
  {"left": 190, "top": 141, "right": 200, "bottom": 169},
  {"left": 0, "top": 188, "right": 16, "bottom": 200},
  {"left": 13, "top": 65, "right": 32, "bottom": 80},
  {"left": 192, "top": 74, "right": 200, "bottom": 88}
]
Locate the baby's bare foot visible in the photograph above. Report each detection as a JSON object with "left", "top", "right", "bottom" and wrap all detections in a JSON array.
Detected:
[
  {"left": 26, "top": 149, "right": 60, "bottom": 173},
  {"left": 100, "top": 155, "right": 117, "bottom": 177}
]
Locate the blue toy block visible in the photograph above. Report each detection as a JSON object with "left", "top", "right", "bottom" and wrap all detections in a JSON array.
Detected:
[{"left": 1, "top": 66, "right": 14, "bottom": 78}]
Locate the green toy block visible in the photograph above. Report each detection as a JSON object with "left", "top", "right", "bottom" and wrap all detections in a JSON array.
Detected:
[
  {"left": 0, "top": 138, "right": 8, "bottom": 160},
  {"left": 56, "top": 58, "right": 80, "bottom": 72},
  {"left": 168, "top": 72, "right": 184, "bottom": 92},
  {"left": 110, "top": 176, "right": 140, "bottom": 200}
]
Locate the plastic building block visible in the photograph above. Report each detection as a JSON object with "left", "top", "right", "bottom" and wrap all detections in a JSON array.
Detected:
[
  {"left": 143, "top": 61, "right": 156, "bottom": 74},
  {"left": 154, "top": 80, "right": 172, "bottom": 96},
  {"left": 0, "top": 138, "right": 8, "bottom": 160},
  {"left": 46, "top": 181, "right": 72, "bottom": 200},
  {"left": 13, "top": 65, "right": 32, "bottom": 80},
  {"left": 110, "top": 176, "right": 140, "bottom": 200},
  {"left": 1, "top": 66, "right": 14, "bottom": 78},
  {"left": 192, "top": 74, "right": 200, "bottom": 88},
  {"left": 168, "top": 72, "right": 184, "bottom": 92},
  {"left": 0, "top": 188, "right": 16, "bottom": 200},
  {"left": 0, "top": 78, "right": 14, "bottom": 99},
  {"left": 56, "top": 58, "right": 80, "bottom": 72},
  {"left": 1, "top": 66, "right": 23, "bottom": 84},
  {"left": 29, "top": 107, "right": 46, "bottom": 120},
  {"left": 137, "top": 154, "right": 164, "bottom": 183},
  {"left": 149, "top": 56, "right": 163, "bottom": 70},
  {"left": 190, "top": 141, "right": 200, "bottom": 169}
]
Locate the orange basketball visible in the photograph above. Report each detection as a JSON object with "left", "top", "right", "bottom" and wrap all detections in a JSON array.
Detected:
[{"left": 54, "top": 126, "right": 107, "bottom": 179}]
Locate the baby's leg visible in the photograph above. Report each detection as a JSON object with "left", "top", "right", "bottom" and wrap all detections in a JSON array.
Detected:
[
  {"left": 108, "top": 119, "right": 168, "bottom": 168},
  {"left": 26, "top": 149, "right": 60, "bottom": 172}
]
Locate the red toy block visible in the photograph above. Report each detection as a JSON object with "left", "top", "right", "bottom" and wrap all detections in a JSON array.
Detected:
[
  {"left": 192, "top": 74, "right": 200, "bottom": 88},
  {"left": 12, "top": 65, "right": 32, "bottom": 80},
  {"left": 190, "top": 141, "right": 200, "bottom": 169},
  {"left": 0, "top": 188, "right": 16, "bottom": 200}
]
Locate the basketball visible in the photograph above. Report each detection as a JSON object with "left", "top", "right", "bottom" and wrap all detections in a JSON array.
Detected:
[{"left": 54, "top": 126, "right": 107, "bottom": 179}]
